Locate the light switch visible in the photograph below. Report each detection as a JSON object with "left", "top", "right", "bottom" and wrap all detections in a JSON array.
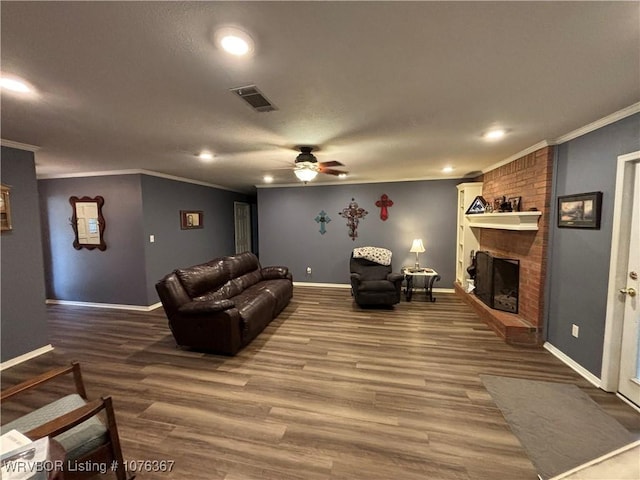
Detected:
[{"left": 149, "top": 235, "right": 155, "bottom": 243}]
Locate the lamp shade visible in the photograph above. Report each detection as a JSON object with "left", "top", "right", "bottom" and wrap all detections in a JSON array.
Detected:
[
  {"left": 294, "top": 167, "right": 318, "bottom": 182},
  {"left": 409, "top": 238, "right": 425, "bottom": 253}
]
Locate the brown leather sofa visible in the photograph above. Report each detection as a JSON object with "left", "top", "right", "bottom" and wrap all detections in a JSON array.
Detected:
[{"left": 156, "top": 252, "right": 293, "bottom": 355}]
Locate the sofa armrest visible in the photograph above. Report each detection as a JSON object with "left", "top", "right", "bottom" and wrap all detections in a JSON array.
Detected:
[
  {"left": 178, "top": 299, "right": 235, "bottom": 314},
  {"left": 350, "top": 273, "right": 362, "bottom": 285},
  {"left": 387, "top": 272, "right": 404, "bottom": 284},
  {"left": 261, "top": 266, "right": 292, "bottom": 281}
]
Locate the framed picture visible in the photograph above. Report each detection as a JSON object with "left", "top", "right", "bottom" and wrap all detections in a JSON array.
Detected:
[
  {"left": 465, "top": 196, "right": 487, "bottom": 214},
  {"left": 180, "top": 210, "right": 203, "bottom": 229},
  {"left": 1, "top": 184, "right": 12, "bottom": 232},
  {"left": 508, "top": 196, "right": 521, "bottom": 212},
  {"left": 557, "top": 191, "right": 602, "bottom": 229}
]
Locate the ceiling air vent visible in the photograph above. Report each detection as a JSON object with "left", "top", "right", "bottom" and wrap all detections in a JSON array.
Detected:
[{"left": 230, "top": 85, "right": 277, "bottom": 112}]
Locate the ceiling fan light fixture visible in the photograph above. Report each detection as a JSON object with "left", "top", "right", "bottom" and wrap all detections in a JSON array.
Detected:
[{"left": 294, "top": 167, "right": 318, "bottom": 183}]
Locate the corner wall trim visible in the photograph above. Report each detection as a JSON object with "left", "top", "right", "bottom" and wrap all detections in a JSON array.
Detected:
[
  {"left": 1, "top": 344, "right": 54, "bottom": 371},
  {"left": 46, "top": 299, "right": 162, "bottom": 312},
  {"left": 544, "top": 342, "right": 601, "bottom": 388}
]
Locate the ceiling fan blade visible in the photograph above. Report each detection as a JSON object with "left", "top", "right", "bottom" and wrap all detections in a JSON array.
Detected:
[
  {"left": 320, "top": 168, "right": 348, "bottom": 176},
  {"left": 318, "top": 160, "right": 344, "bottom": 168}
]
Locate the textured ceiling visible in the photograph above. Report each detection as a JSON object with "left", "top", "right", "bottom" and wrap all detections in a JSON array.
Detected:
[{"left": 1, "top": 2, "right": 639, "bottom": 193}]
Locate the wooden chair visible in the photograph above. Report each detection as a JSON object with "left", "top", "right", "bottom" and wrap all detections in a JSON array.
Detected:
[{"left": 1, "top": 362, "right": 132, "bottom": 480}]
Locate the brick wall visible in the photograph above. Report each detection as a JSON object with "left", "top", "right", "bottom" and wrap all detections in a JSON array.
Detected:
[{"left": 476, "top": 146, "right": 554, "bottom": 328}]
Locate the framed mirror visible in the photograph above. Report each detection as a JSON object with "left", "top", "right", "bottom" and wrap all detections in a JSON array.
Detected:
[{"left": 70, "top": 196, "right": 107, "bottom": 250}]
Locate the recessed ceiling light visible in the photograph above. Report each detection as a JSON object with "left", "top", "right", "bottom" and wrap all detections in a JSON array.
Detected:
[
  {"left": 0, "top": 75, "right": 34, "bottom": 94},
  {"left": 198, "top": 151, "right": 214, "bottom": 161},
  {"left": 484, "top": 129, "right": 506, "bottom": 140},
  {"left": 442, "top": 166, "right": 454, "bottom": 173},
  {"left": 338, "top": 173, "right": 347, "bottom": 179},
  {"left": 214, "top": 27, "right": 254, "bottom": 56},
  {"left": 263, "top": 175, "right": 274, "bottom": 183}
]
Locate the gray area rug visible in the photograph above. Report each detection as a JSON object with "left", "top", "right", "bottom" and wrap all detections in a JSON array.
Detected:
[{"left": 481, "top": 375, "right": 634, "bottom": 480}]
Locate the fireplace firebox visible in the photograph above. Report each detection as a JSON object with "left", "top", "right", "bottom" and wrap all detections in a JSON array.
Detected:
[{"left": 475, "top": 251, "right": 520, "bottom": 313}]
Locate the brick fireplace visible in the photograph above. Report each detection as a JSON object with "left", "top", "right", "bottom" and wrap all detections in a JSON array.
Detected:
[{"left": 454, "top": 146, "right": 554, "bottom": 346}]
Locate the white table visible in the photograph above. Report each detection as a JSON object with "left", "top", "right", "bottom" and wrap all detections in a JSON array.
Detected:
[{"left": 402, "top": 268, "right": 440, "bottom": 302}]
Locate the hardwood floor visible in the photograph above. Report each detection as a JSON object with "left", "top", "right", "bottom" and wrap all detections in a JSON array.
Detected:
[{"left": 2, "top": 286, "right": 638, "bottom": 479}]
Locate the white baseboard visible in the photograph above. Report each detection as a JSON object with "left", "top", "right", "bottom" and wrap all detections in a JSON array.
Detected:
[
  {"left": 1, "top": 344, "right": 54, "bottom": 371},
  {"left": 293, "top": 282, "right": 351, "bottom": 288},
  {"left": 46, "top": 299, "right": 162, "bottom": 312},
  {"left": 544, "top": 342, "right": 601, "bottom": 388},
  {"left": 292, "top": 282, "right": 455, "bottom": 294}
]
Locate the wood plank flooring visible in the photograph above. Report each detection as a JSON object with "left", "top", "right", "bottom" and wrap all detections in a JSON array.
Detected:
[{"left": 2, "top": 286, "right": 638, "bottom": 479}]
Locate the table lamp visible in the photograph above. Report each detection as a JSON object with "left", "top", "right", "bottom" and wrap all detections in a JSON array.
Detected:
[{"left": 410, "top": 239, "right": 425, "bottom": 269}]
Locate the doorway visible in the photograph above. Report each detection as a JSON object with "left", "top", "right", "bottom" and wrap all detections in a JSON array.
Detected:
[
  {"left": 602, "top": 150, "right": 640, "bottom": 409},
  {"left": 234, "top": 202, "right": 252, "bottom": 254}
]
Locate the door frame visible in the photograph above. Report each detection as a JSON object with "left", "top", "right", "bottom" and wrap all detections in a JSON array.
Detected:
[
  {"left": 234, "top": 201, "right": 252, "bottom": 254},
  {"left": 601, "top": 150, "right": 640, "bottom": 393}
]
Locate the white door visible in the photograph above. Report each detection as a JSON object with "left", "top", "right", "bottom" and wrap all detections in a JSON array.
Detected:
[
  {"left": 234, "top": 202, "right": 251, "bottom": 254},
  {"left": 618, "top": 164, "right": 640, "bottom": 406}
]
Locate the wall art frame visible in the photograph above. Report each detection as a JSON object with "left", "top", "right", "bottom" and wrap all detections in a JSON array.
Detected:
[
  {"left": 181, "top": 210, "right": 204, "bottom": 229},
  {"left": 1, "top": 184, "right": 12, "bottom": 232},
  {"left": 70, "top": 195, "right": 107, "bottom": 250},
  {"left": 557, "top": 191, "right": 602, "bottom": 229}
]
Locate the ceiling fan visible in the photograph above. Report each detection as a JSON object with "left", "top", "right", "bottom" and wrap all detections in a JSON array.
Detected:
[{"left": 293, "top": 146, "right": 348, "bottom": 182}]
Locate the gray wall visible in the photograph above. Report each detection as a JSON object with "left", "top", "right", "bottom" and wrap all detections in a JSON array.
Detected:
[
  {"left": 39, "top": 173, "right": 253, "bottom": 306},
  {"left": 257, "top": 179, "right": 460, "bottom": 285},
  {"left": 547, "top": 113, "right": 640, "bottom": 377},
  {"left": 1, "top": 146, "right": 49, "bottom": 362},
  {"left": 39, "top": 175, "right": 148, "bottom": 305},
  {"left": 140, "top": 175, "right": 252, "bottom": 304}
]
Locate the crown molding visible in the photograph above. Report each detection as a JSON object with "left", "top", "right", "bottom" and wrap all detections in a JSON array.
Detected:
[
  {"left": 482, "top": 141, "right": 550, "bottom": 174},
  {"left": 256, "top": 174, "right": 464, "bottom": 189},
  {"left": 1, "top": 139, "right": 40, "bottom": 152},
  {"left": 37, "top": 168, "right": 246, "bottom": 194},
  {"left": 482, "top": 102, "right": 640, "bottom": 174},
  {"left": 554, "top": 102, "right": 640, "bottom": 144}
]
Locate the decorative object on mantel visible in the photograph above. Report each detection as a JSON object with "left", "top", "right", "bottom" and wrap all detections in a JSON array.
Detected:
[
  {"left": 314, "top": 210, "right": 331, "bottom": 235},
  {"left": 375, "top": 194, "right": 393, "bottom": 221},
  {"left": 494, "top": 195, "right": 514, "bottom": 212},
  {"left": 466, "top": 195, "right": 487, "bottom": 214},
  {"left": 409, "top": 238, "right": 425, "bottom": 268},
  {"left": 69, "top": 196, "right": 106, "bottom": 250},
  {"left": 0, "top": 184, "right": 12, "bottom": 232},
  {"left": 557, "top": 191, "right": 602, "bottom": 229},
  {"left": 508, "top": 196, "right": 521, "bottom": 212},
  {"left": 180, "top": 210, "right": 203, "bottom": 229},
  {"left": 339, "top": 198, "right": 368, "bottom": 241}
]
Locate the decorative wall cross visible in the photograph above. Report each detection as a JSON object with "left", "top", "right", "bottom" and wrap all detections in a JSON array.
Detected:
[
  {"left": 375, "top": 193, "right": 394, "bottom": 221},
  {"left": 314, "top": 210, "right": 331, "bottom": 235},
  {"left": 339, "top": 198, "right": 368, "bottom": 241}
]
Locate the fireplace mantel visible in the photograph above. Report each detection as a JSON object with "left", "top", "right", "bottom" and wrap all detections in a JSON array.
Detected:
[{"left": 466, "top": 211, "right": 542, "bottom": 231}]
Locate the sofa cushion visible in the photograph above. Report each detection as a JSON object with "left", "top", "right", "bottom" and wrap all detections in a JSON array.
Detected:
[
  {"left": 175, "top": 260, "right": 228, "bottom": 298},
  {"left": 193, "top": 280, "right": 242, "bottom": 302},
  {"left": 260, "top": 279, "right": 294, "bottom": 315},
  {"left": 232, "top": 270, "right": 263, "bottom": 292},
  {"left": 234, "top": 287, "right": 277, "bottom": 342},
  {"left": 225, "top": 252, "right": 261, "bottom": 278}
]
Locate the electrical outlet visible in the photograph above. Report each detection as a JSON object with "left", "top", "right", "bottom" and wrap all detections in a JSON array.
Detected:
[
  {"left": 306, "top": 266, "right": 312, "bottom": 275},
  {"left": 572, "top": 324, "right": 579, "bottom": 338}
]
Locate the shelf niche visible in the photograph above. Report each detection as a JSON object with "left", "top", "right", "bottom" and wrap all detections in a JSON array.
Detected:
[{"left": 465, "top": 211, "right": 542, "bottom": 231}]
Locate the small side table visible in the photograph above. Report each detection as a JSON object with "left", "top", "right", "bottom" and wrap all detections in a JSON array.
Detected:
[{"left": 402, "top": 268, "right": 441, "bottom": 302}]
